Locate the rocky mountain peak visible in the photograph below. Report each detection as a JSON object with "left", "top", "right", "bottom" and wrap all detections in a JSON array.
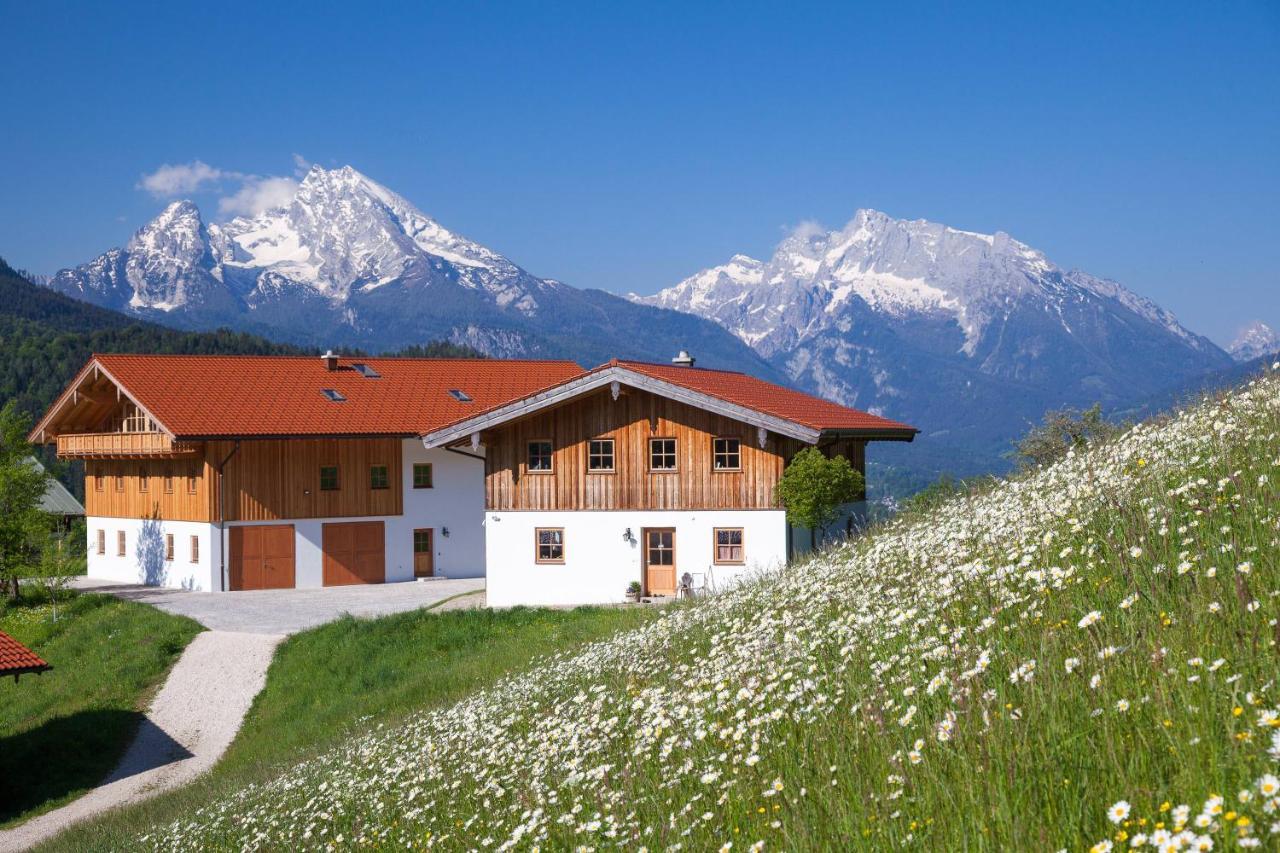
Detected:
[{"left": 1228, "top": 321, "right": 1280, "bottom": 363}]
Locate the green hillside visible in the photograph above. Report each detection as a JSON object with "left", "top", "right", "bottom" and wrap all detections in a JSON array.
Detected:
[
  {"left": 103, "top": 369, "right": 1279, "bottom": 850},
  {"left": 0, "top": 258, "right": 306, "bottom": 424}
]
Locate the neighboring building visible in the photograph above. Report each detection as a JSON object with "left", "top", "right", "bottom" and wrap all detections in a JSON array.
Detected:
[
  {"left": 31, "top": 352, "right": 915, "bottom": 604},
  {"left": 0, "top": 630, "right": 51, "bottom": 682},
  {"left": 28, "top": 456, "right": 86, "bottom": 529}
]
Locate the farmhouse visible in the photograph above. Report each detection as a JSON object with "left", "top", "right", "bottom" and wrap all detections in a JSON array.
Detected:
[{"left": 31, "top": 352, "right": 915, "bottom": 605}]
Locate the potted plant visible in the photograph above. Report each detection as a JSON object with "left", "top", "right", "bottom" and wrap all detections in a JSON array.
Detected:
[{"left": 626, "top": 581, "right": 642, "bottom": 602}]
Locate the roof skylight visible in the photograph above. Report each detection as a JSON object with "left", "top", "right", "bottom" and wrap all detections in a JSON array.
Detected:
[
  {"left": 321, "top": 389, "right": 347, "bottom": 402},
  {"left": 448, "top": 389, "right": 473, "bottom": 403},
  {"left": 352, "top": 363, "right": 381, "bottom": 378}
]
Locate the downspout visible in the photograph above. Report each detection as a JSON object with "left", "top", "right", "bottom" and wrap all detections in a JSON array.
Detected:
[{"left": 215, "top": 441, "right": 241, "bottom": 592}]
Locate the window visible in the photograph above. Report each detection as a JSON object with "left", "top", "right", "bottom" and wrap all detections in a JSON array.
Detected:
[
  {"left": 94, "top": 469, "right": 104, "bottom": 492},
  {"left": 587, "top": 438, "right": 615, "bottom": 472},
  {"left": 96, "top": 529, "right": 105, "bottom": 555},
  {"left": 115, "top": 474, "right": 125, "bottom": 493},
  {"left": 190, "top": 535, "right": 200, "bottom": 563},
  {"left": 413, "top": 463, "right": 434, "bottom": 489},
  {"left": 448, "top": 389, "right": 473, "bottom": 402},
  {"left": 187, "top": 472, "right": 198, "bottom": 495},
  {"left": 527, "top": 440, "right": 553, "bottom": 472},
  {"left": 138, "top": 465, "right": 149, "bottom": 493},
  {"left": 321, "top": 388, "right": 347, "bottom": 402},
  {"left": 714, "top": 528, "right": 744, "bottom": 564},
  {"left": 116, "top": 530, "right": 126, "bottom": 557},
  {"left": 369, "top": 465, "right": 389, "bottom": 490},
  {"left": 320, "top": 466, "right": 340, "bottom": 491},
  {"left": 713, "top": 437, "right": 742, "bottom": 471},
  {"left": 535, "top": 528, "right": 565, "bottom": 563},
  {"left": 163, "top": 467, "right": 174, "bottom": 494},
  {"left": 649, "top": 438, "right": 677, "bottom": 471},
  {"left": 165, "top": 534, "right": 174, "bottom": 562},
  {"left": 413, "top": 529, "right": 432, "bottom": 553},
  {"left": 352, "top": 363, "right": 381, "bottom": 378}
]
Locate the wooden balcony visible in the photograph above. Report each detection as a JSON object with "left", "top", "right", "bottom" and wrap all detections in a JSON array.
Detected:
[{"left": 56, "top": 432, "right": 200, "bottom": 459}]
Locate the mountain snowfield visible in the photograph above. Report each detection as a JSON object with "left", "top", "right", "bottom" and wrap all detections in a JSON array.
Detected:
[
  {"left": 45, "top": 166, "right": 777, "bottom": 377},
  {"left": 634, "top": 210, "right": 1236, "bottom": 482},
  {"left": 136, "top": 367, "right": 1280, "bottom": 851}
]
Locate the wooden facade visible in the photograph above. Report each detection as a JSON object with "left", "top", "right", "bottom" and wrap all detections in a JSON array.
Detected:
[
  {"left": 85, "top": 456, "right": 216, "bottom": 521},
  {"left": 210, "top": 438, "right": 402, "bottom": 522},
  {"left": 83, "top": 437, "right": 403, "bottom": 522},
  {"left": 481, "top": 386, "right": 867, "bottom": 511}
]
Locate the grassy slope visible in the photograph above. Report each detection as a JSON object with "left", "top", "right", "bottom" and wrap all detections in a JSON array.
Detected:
[
  {"left": 116, "top": 370, "right": 1280, "bottom": 851},
  {"left": 0, "top": 591, "right": 201, "bottom": 828},
  {"left": 42, "top": 603, "right": 654, "bottom": 850}
]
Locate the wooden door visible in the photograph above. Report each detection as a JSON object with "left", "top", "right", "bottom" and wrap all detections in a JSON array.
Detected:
[
  {"left": 229, "top": 524, "right": 296, "bottom": 590},
  {"left": 413, "top": 528, "right": 434, "bottom": 578},
  {"left": 643, "top": 528, "right": 676, "bottom": 596},
  {"left": 322, "top": 521, "right": 386, "bottom": 585}
]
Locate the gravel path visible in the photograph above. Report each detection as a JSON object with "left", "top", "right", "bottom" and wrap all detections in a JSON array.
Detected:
[{"left": 0, "top": 630, "right": 282, "bottom": 851}]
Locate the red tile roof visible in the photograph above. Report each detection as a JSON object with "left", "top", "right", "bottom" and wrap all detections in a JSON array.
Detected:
[
  {"left": 0, "top": 630, "right": 50, "bottom": 679},
  {"left": 613, "top": 361, "right": 916, "bottom": 435},
  {"left": 423, "top": 358, "right": 916, "bottom": 442},
  {"left": 88, "top": 354, "right": 584, "bottom": 438}
]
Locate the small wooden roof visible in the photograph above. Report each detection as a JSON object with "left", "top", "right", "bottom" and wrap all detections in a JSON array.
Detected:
[{"left": 0, "top": 630, "right": 51, "bottom": 681}]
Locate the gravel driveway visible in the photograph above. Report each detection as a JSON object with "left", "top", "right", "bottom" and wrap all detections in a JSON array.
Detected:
[{"left": 70, "top": 576, "right": 486, "bottom": 634}]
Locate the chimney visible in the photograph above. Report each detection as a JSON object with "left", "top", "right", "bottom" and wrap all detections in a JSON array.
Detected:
[
  {"left": 672, "top": 350, "right": 696, "bottom": 367},
  {"left": 322, "top": 350, "right": 339, "bottom": 371}
]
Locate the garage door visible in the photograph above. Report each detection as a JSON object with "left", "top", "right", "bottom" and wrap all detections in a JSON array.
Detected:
[
  {"left": 322, "top": 521, "right": 386, "bottom": 586},
  {"left": 229, "top": 525, "right": 295, "bottom": 590}
]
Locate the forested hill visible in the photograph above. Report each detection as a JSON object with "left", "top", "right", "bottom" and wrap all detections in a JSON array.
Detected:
[
  {"left": 0, "top": 257, "right": 307, "bottom": 423},
  {"left": 0, "top": 257, "right": 486, "bottom": 424}
]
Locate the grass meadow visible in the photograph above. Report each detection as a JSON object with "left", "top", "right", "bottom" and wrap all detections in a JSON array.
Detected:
[{"left": 0, "top": 591, "right": 200, "bottom": 828}]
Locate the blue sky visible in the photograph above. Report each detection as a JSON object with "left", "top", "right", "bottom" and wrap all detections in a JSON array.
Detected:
[{"left": 1, "top": 1, "right": 1276, "bottom": 345}]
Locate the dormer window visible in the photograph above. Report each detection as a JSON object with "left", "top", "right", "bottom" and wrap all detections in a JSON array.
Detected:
[
  {"left": 352, "top": 363, "right": 381, "bottom": 378},
  {"left": 321, "top": 389, "right": 346, "bottom": 402},
  {"left": 448, "top": 389, "right": 473, "bottom": 403}
]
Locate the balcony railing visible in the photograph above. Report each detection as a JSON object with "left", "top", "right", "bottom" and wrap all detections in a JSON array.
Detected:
[{"left": 56, "top": 432, "right": 200, "bottom": 458}]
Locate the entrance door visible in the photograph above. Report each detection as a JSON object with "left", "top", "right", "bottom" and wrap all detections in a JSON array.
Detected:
[
  {"left": 643, "top": 528, "right": 676, "bottom": 596},
  {"left": 413, "top": 528, "right": 434, "bottom": 578},
  {"left": 229, "top": 525, "right": 296, "bottom": 590},
  {"left": 322, "top": 521, "right": 386, "bottom": 586}
]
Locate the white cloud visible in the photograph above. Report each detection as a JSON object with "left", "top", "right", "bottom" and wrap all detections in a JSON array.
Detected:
[
  {"left": 137, "top": 158, "right": 302, "bottom": 219},
  {"left": 782, "top": 219, "right": 827, "bottom": 242},
  {"left": 217, "top": 176, "right": 299, "bottom": 218},
  {"left": 138, "top": 160, "right": 227, "bottom": 197}
]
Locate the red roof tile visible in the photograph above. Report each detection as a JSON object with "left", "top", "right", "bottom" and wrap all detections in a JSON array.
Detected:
[
  {"left": 90, "top": 354, "right": 585, "bottom": 438},
  {"left": 0, "top": 630, "right": 50, "bottom": 678},
  {"left": 613, "top": 361, "right": 916, "bottom": 435}
]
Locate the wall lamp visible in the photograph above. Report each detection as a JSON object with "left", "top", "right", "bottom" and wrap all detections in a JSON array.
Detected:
[
  {"left": 442, "top": 527, "right": 450, "bottom": 538},
  {"left": 623, "top": 527, "right": 635, "bottom": 544}
]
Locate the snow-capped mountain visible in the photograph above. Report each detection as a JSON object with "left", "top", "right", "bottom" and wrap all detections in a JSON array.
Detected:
[
  {"left": 1227, "top": 321, "right": 1280, "bottom": 363},
  {"left": 635, "top": 210, "right": 1233, "bottom": 474},
  {"left": 44, "top": 166, "right": 777, "bottom": 374}
]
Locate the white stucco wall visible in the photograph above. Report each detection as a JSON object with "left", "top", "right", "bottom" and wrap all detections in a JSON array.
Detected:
[
  {"left": 86, "top": 517, "right": 219, "bottom": 592},
  {"left": 485, "top": 509, "right": 788, "bottom": 608}
]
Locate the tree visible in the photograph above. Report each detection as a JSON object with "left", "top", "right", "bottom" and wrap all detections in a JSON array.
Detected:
[
  {"left": 29, "top": 527, "right": 81, "bottom": 620},
  {"left": 0, "top": 401, "right": 49, "bottom": 599},
  {"left": 1012, "top": 402, "right": 1127, "bottom": 470},
  {"left": 776, "top": 448, "right": 865, "bottom": 548}
]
